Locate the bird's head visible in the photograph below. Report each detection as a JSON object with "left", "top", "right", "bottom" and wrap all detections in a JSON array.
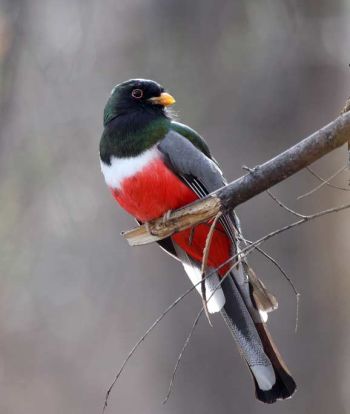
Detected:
[{"left": 103, "top": 79, "right": 175, "bottom": 126}]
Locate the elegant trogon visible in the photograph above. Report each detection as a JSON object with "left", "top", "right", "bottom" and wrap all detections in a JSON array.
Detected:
[{"left": 99, "top": 79, "right": 296, "bottom": 403}]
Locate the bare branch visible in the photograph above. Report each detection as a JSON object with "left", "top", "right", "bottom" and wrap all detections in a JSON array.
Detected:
[
  {"left": 162, "top": 255, "right": 247, "bottom": 405},
  {"left": 101, "top": 260, "right": 234, "bottom": 413},
  {"left": 162, "top": 308, "right": 204, "bottom": 404},
  {"left": 340, "top": 98, "right": 350, "bottom": 167},
  {"left": 306, "top": 166, "right": 350, "bottom": 191},
  {"left": 297, "top": 164, "right": 348, "bottom": 200},
  {"left": 102, "top": 256, "right": 243, "bottom": 413},
  {"left": 101, "top": 283, "right": 198, "bottom": 413},
  {"left": 200, "top": 212, "right": 222, "bottom": 325},
  {"left": 341, "top": 97, "right": 350, "bottom": 115},
  {"left": 244, "top": 240, "right": 300, "bottom": 333},
  {"left": 162, "top": 238, "right": 257, "bottom": 406},
  {"left": 266, "top": 190, "right": 306, "bottom": 219},
  {"left": 103, "top": 202, "right": 350, "bottom": 412},
  {"left": 203, "top": 202, "right": 350, "bottom": 282},
  {"left": 123, "top": 112, "right": 350, "bottom": 246},
  {"left": 242, "top": 165, "right": 305, "bottom": 219},
  {"left": 243, "top": 203, "right": 350, "bottom": 255}
]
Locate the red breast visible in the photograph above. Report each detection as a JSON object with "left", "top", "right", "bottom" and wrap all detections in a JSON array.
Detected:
[{"left": 111, "top": 157, "right": 231, "bottom": 275}]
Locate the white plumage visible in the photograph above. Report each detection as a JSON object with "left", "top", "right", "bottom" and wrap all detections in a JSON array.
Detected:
[{"left": 100, "top": 146, "right": 159, "bottom": 190}]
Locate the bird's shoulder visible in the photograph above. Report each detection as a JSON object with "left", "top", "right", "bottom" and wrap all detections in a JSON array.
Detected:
[{"left": 170, "top": 121, "right": 211, "bottom": 159}]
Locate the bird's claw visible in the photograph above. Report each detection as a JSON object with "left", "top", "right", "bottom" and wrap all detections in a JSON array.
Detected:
[{"left": 162, "top": 210, "right": 172, "bottom": 225}]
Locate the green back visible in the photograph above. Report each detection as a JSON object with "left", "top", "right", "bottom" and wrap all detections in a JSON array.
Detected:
[{"left": 170, "top": 121, "right": 211, "bottom": 158}]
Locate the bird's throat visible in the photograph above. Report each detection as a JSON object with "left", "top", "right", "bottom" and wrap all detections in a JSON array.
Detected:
[{"left": 100, "top": 112, "right": 170, "bottom": 163}]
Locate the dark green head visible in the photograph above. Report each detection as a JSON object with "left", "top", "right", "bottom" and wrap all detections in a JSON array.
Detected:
[
  {"left": 103, "top": 79, "right": 175, "bottom": 126},
  {"left": 100, "top": 79, "right": 175, "bottom": 163}
]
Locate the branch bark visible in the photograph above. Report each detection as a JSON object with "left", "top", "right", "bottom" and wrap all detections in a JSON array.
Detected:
[{"left": 123, "top": 111, "right": 350, "bottom": 246}]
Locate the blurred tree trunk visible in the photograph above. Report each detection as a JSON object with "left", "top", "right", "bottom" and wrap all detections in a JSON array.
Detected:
[{"left": 0, "top": 0, "right": 26, "bottom": 145}]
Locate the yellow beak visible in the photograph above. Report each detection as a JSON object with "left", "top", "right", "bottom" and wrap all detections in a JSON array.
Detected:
[{"left": 148, "top": 92, "right": 176, "bottom": 107}]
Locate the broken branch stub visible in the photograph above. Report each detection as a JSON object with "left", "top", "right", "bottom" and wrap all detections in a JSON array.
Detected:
[{"left": 122, "top": 197, "right": 221, "bottom": 245}]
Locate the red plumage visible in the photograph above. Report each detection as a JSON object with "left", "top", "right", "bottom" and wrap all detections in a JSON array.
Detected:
[{"left": 111, "top": 158, "right": 231, "bottom": 274}]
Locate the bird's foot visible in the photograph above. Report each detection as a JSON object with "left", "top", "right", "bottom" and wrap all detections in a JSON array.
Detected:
[{"left": 162, "top": 210, "right": 172, "bottom": 225}]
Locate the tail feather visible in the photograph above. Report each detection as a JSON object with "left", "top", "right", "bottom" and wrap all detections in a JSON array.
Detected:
[
  {"left": 253, "top": 322, "right": 296, "bottom": 403},
  {"left": 220, "top": 274, "right": 296, "bottom": 403}
]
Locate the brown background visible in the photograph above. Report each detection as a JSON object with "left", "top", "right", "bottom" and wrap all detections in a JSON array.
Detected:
[{"left": 0, "top": 1, "right": 350, "bottom": 413}]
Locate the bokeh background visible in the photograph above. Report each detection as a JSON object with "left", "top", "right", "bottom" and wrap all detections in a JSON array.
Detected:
[{"left": 1, "top": 1, "right": 350, "bottom": 413}]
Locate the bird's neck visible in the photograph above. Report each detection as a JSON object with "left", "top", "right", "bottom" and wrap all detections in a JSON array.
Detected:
[{"left": 100, "top": 111, "right": 171, "bottom": 164}]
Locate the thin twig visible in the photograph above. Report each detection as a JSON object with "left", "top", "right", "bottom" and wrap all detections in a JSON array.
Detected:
[
  {"left": 243, "top": 166, "right": 306, "bottom": 219},
  {"left": 245, "top": 241, "right": 300, "bottom": 333},
  {"left": 162, "top": 253, "right": 248, "bottom": 405},
  {"left": 238, "top": 228, "right": 300, "bottom": 332},
  {"left": 101, "top": 259, "right": 235, "bottom": 413},
  {"left": 188, "top": 227, "right": 195, "bottom": 245},
  {"left": 297, "top": 164, "right": 348, "bottom": 200},
  {"left": 256, "top": 246, "right": 301, "bottom": 334},
  {"left": 102, "top": 202, "right": 350, "bottom": 412},
  {"left": 162, "top": 308, "right": 204, "bottom": 404},
  {"left": 266, "top": 190, "right": 306, "bottom": 219},
  {"left": 199, "top": 202, "right": 350, "bottom": 289},
  {"left": 163, "top": 254, "right": 250, "bottom": 404},
  {"left": 243, "top": 166, "right": 305, "bottom": 219},
  {"left": 200, "top": 212, "right": 222, "bottom": 326},
  {"left": 242, "top": 203, "right": 350, "bottom": 259},
  {"left": 306, "top": 166, "right": 350, "bottom": 191},
  {"left": 101, "top": 283, "right": 198, "bottom": 413},
  {"left": 102, "top": 253, "right": 243, "bottom": 413}
]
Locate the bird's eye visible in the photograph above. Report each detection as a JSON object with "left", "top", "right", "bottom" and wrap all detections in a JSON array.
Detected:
[{"left": 131, "top": 89, "right": 143, "bottom": 99}]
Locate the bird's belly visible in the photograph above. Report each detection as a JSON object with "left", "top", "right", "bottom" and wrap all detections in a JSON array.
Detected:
[
  {"left": 111, "top": 157, "right": 198, "bottom": 222},
  {"left": 109, "top": 156, "right": 231, "bottom": 274}
]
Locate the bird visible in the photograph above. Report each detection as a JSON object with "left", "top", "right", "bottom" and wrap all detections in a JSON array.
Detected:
[{"left": 99, "top": 78, "right": 296, "bottom": 403}]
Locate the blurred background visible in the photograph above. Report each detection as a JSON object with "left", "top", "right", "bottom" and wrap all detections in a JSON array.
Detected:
[{"left": 0, "top": 0, "right": 350, "bottom": 413}]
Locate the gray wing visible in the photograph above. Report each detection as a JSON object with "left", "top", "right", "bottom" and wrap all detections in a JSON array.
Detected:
[
  {"left": 158, "top": 129, "right": 226, "bottom": 191},
  {"left": 158, "top": 130, "right": 240, "bottom": 242}
]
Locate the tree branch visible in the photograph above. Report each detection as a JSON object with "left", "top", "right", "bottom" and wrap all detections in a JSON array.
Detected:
[{"left": 123, "top": 112, "right": 350, "bottom": 246}]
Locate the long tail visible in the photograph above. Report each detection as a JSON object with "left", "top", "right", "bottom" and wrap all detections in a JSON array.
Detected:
[{"left": 220, "top": 274, "right": 296, "bottom": 403}]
